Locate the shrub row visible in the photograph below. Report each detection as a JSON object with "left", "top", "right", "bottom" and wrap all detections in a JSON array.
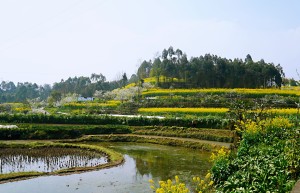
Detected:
[
  {"left": 0, "top": 124, "right": 131, "bottom": 140},
  {"left": 0, "top": 114, "right": 229, "bottom": 129}
]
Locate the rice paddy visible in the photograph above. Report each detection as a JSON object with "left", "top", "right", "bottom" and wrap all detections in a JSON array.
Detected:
[{"left": 0, "top": 147, "right": 108, "bottom": 174}]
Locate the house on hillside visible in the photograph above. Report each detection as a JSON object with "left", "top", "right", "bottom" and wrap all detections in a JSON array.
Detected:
[{"left": 77, "top": 97, "right": 94, "bottom": 102}]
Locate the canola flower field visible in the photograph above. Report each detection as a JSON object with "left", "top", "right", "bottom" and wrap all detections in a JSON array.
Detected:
[
  {"left": 142, "top": 88, "right": 300, "bottom": 97},
  {"left": 138, "top": 107, "right": 300, "bottom": 116},
  {"left": 63, "top": 100, "right": 121, "bottom": 108},
  {"left": 138, "top": 107, "right": 229, "bottom": 115}
]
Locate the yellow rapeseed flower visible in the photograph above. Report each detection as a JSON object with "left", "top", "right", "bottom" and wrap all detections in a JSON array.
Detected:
[
  {"left": 149, "top": 179, "right": 154, "bottom": 184},
  {"left": 138, "top": 107, "right": 228, "bottom": 114},
  {"left": 142, "top": 88, "right": 300, "bottom": 97},
  {"left": 205, "top": 173, "right": 211, "bottom": 179}
]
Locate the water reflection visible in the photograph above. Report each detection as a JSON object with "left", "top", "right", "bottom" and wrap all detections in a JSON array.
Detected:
[
  {"left": 0, "top": 148, "right": 107, "bottom": 173},
  {"left": 105, "top": 143, "right": 212, "bottom": 181},
  {"left": 0, "top": 143, "right": 212, "bottom": 193}
]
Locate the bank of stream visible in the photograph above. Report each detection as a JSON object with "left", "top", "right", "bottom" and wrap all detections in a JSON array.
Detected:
[{"left": 0, "top": 142, "right": 212, "bottom": 193}]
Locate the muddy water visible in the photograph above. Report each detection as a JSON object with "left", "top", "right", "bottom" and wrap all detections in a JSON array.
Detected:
[{"left": 0, "top": 143, "right": 212, "bottom": 193}]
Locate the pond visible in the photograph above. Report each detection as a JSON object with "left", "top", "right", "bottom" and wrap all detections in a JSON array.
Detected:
[
  {"left": 0, "top": 147, "right": 108, "bottom": 174},
  {"left": 0, "top": 143, "right": 212, "bottom": 193}
]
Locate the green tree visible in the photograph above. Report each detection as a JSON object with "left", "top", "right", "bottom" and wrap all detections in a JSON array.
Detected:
[
  {"left": 122, "top": 73, "right": 128, "bottom": 87},
  {"left": 137, "top": 60, "right": 152, "bottom": 79},
  {"left": 50, "top": 91, "right": 62, "bottom": 102}
]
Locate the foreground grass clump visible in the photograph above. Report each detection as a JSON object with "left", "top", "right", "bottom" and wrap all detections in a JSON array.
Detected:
[
  {"left": 0, "top": 142, "right": 123, "bottom": 182},
  {"left": 211, "top": 117, "right": 300, "bottom": 192}
]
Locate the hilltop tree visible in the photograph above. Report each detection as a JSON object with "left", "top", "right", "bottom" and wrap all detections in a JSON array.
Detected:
[
  {"left": 122, "top": 73, "right": 128, "bottom": 88},
  {"left": 137, "top": 60, "right": 152, "bottom": 79},
  {"left": 245, "top": 54, "right": 253, "bottom": 64},
  {"left": 136, "top": 47, "right": 285, "bottom": 89},
  {"left": 150, "top": 58, "right": 162, "bottom": 84}
]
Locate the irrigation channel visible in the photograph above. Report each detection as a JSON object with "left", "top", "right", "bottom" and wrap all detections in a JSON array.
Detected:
[{"left": 0, "top": 142, "right": 212, "bottom": 193}]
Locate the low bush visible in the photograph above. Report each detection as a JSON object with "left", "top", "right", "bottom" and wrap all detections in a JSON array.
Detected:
[
  {"left": 212, "top": 117, "right": 300, "bottom": 192},
  {"left": 0, "top": 114, "right": 228, "bottom": 129}
]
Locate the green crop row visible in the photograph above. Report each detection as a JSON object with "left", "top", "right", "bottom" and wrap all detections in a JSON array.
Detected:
[
  {"left": 0, "top": 114, "right": 229, "bottom": 129},
  {"left": 132, "top": 126, "right": 234, "bottom": 143},
  {"left": 0, "top": 124, "right": 131, "bottom": 140}
]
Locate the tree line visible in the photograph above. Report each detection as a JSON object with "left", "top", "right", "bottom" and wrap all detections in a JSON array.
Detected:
[
  {"left": 137, "top": 46, "right": 284, "bottom": 88},
  {"left": 0, "top": 47, "right": 292, "bottom": 103},
  {"left": 0, "top": 81, "right": 51, "bottom": 103},
  {"left": 0, "top": 73, "right": 129, "bottom": 103}
]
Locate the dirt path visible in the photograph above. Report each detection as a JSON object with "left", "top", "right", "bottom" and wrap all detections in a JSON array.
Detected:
[
  {"left": 292, "top": 180, "right": 300, "bottom": 193},
  {"left": 84, "top": 134, "right": 232, "bottom": 148}
]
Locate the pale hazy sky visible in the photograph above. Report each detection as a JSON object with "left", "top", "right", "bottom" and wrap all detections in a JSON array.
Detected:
[{"left": 0, "top": 0, "right": 299, "bottom": 85}]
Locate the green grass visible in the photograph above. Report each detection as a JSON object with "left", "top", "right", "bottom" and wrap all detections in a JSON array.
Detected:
[
  {"left": 0, "top": 171, "right": 44, "bottom": 182},
  {"left": 132, "top": 126, "right": 234, "bottom": 143}
]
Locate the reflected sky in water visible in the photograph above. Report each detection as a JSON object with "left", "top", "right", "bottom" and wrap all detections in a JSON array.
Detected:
[{"left": 0, "top": 143, "right": 211, "bottom": 193}]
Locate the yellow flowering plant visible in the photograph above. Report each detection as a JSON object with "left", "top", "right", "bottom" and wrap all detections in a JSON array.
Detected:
[
  {"left": 142, "top": 88, "right": 300, "bottom": 97},
  {"left": 252, "top": 108, "right": 299, "bottom": 115},
  {"left": 260, "top": 116, "right": 294, "bottom": 129},
  {"left": 138, "top": 107, "right": 228, "bottom": 115},
  {"left": 192, "top": 172, "right": 214, "bottom": 193},
  {"left": 235, "top": 119, "right": 262, "bottom": 135},
  {"left": 235, "top": 116, "right": 294, "bottom": 135},
  {"left": 149, "top": 176, "right": 189, "bottom": 193},
  {"left": 210, "top": 146, "right": 230, "bottom": 162},
  {"left": 64, "top": 100, "right": 120, "bottom": 108},
  {"left": 149, "top": 174, "right": 215, "bottom": 193}
]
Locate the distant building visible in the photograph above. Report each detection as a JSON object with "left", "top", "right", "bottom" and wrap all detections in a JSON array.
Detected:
[
  {"left": 77, "top": 97, "right": 94, "bottom": 102},
  {"left": 0, "top": 125, "right": 18, "bottom": 129}
]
